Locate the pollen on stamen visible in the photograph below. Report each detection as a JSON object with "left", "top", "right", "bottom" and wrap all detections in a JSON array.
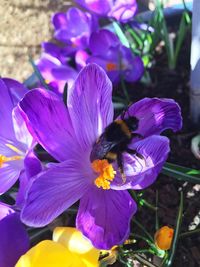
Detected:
[
  {"left": 0, "top": 155, "right": 23, "bottom": 168},
  {"left": 92, "top": 159, "right": 116, "bottom": 190},
  {"left": 106, "top": 62, "right": 117, "bottom": 71}
]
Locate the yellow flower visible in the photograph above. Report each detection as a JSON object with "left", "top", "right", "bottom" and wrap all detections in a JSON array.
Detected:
[
  {"left": 154, "top": 226, "right": 174, "bottom": 250},
  {"left": 15, "top": 227, "right": 100, "bottom": 267}
]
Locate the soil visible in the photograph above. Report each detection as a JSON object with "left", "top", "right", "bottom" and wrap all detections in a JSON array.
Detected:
[{"left": 112, "top": 29, "right": 200, "bottom": 266}]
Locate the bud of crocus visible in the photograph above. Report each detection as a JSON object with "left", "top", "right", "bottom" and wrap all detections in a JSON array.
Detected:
[{"left": 154, "top": 226, "right": 174, "bottom": 250}]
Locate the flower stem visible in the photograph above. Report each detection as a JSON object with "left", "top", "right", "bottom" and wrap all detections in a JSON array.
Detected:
[{"left": 132, "top": 218, "right": 154, "bottom": 242}]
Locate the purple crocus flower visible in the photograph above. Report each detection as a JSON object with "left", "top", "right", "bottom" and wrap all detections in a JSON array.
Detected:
[
  {"left": 19, "top": 64, "right": 182, "bottom": 249},
  {"left": 75, "top": 0, "right": 138, "bottom": 23},
  {"left": 37, "top": 53, "right": 78, "bottom": 95},
  {"left": 0, "top": 202, "right": 29, "bottom": 267},
  {"left": 52, "top": 7, "right": 98, "bottom": 50},
  {"left": 0, "top": 78, "right": 40, "bottom": 194},
  {"left": 87, "top": 29, "right": 144, "bottom": 83}
]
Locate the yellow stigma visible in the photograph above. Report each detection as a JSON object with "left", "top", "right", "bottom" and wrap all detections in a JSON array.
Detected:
[
  {"left": 0, "top": 154, "right": 22, "bottom": 168},
  {"left": 92, "top": 159, "right": 116, "bottom": 190},
  {"left": 106, "top": 62, "right": 117, "bottom": 71}
]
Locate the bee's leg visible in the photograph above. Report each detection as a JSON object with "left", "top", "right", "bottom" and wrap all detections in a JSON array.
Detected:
[
  {"left": 126, "top": 148, "right": 144, "bottom": 160},
  {"left": 131, "top": 133, "right": 143, "bottom": 139},
  {"left": 117, "top": 153, "right": 126, "bottom": 184}
]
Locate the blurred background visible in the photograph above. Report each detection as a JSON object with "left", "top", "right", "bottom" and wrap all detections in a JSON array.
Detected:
[{"left": 0, "top": 0, "right": 191, "bottom": 81}]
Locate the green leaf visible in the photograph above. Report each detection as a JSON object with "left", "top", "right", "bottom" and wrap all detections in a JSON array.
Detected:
[
  {"left": 166, "top": 191, "right": 183, "bottom": 266},
  {"left": 29, "top": 56, "right": 50, "bottom": 90},
  {"left": 162, "top": 162, "right": 200, "bottom": 184},
  {"left": 112, "top": 21, "right": 130, "bottom": 48}
]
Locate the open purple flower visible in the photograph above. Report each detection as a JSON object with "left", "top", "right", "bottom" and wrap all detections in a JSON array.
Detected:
[
  {"left": 37, "top": 53, "right": 78, "bottom": 95},
  {"left": 87, "top": 29, "right": 144, "bottom": 83},
  {"left": 52, "top": 7, "right": 98, "bottom": 50},
  {"left": 0, "top": 202, "right": 29, "bottom": 267},
  {"left": 0, "top": 79, "right": 40, "bottom": 194},
  {"left": 19, "top": 64, "right": 182, "bottom": 249},
  {"left": 75, "top": 0, "right": 138, "bottom": 23}
]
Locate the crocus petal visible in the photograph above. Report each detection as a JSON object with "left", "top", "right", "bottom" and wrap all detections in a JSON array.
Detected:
[
  {"left": 52, "top": 12, "right": 67, "bottom": 29},
  {"left": 0, "top": 79, "right": 15, "bottom": 140},
  {"left": 75, "top": 50, "right": 90, "bottom": 70},
  {"left": 19, "top": 88, "right": 77, "bottom": 162},
  {"left": 12, "top": 106, "right": 35, "bottom": 149},
  {"left": 16, "top": 151, "right": 42, "bottom": 207},
  {"left": 123, "top": 56, "right": 144, "bottom": 82},
  {"left": 111, "top": 135, "right": 170, "bottom": 190},
  {"left": 109, "top": 0, "right": 138, "bottom": 22},
  {"left": 75, "top": 0, "right": 111, "bottom": 15},
  {"left": 0, "top": 204, "right": 29, "bottom": 267},
  {"left": 68, "top": 63, "right": 113, "bottom": 150},
  {"left": 2, "top": 78, "right": 27, "bottom": 105},
  {"left": 89, "top": 29, "right": 119, "bottom": 55},
  {"left": 0, "top": 159, "right": 23, "bottom": 194},
  {"left": 122, "top": 98, "right": 182, "bottom": 137},
  {"left": 77, "top": 187, "right": 136, "bottom": 249},
  {"left": 21, "top": 160, "right": 90, "bottom": 227}
]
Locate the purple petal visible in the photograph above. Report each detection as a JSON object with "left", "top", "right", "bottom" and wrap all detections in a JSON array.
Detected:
[
  {"left": 0, "top": 204, "right": 29, "bottom": 267},
  {"left": 75, "top": 50, "right": 90, "bottom": 70},
  {"left": 77, "top": 187, "right": 136, "bottom": 249},
  {"left": 0, "top": 79, "right": 16, "bottom": 140},
  {"left": 0, "top": 159, "right": 23, "bottom": 194},
  {"left": 21, "top": 160, "right": 90, "bottom": 227},
  {"left": 51, "top": 65, "right": 77, "bottom": 81},
  {"left": 2, "top": 78, "right": 27, "bottom": 105},
  {"left": 19, "top": 88, "right": 77, "bottom": 162},
  {"left": 122, "top": 98, "right": 182, "bottom": 137},
  {"left": 16, "top": 151, "right": 42, "bottom": 208},
  {"left": 123, "top": 55, "right": 144, "bottom": 82},
  {"left": 111, "top": 135, "right": 170, "bottom": 190},
  {"left": 42, "top": 42, "right": 62, "bottom": 59},
  {"left": 109, "top": 0, "right": 138, "bottom": 22},
  {"left": 12, "top": 106, "right": 35, "bottom": 149},
  {"left": 75, "top": 0, "right": 111, "bottom": 16},
  {"left": 89, "top": 29, "right": 119, "bottom": 55},
  {"left": 52, "top": 12, "right": 67, "bottom": 29},
  {"left": 67, "top": 63, "right": 113, "bottom": 150}
]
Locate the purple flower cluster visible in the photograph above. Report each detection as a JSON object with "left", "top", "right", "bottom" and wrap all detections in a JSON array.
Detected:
[{"left": 37, "top": 1, "right": 144, "bottom": 93}]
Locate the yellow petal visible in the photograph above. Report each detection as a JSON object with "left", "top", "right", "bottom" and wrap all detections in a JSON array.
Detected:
[
  {"left": 154, "top": 226, "right": 174, "bottom": 250},
  {"left": 53, "top": 227, "right": 100, "bottom": 267},
  {"left": 15, "top": 240, "right": 78, "bottom": 267}
]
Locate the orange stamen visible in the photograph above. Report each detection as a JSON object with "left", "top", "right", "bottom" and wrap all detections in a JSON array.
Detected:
[
  {"left": 106, "top": 62, "right": 117, "bottom": 71},
  {"left": 0, "top": 155, "right": 22, "bottom": 167},
  {"left": 92, "top": 159, "right": 116, "bottom": 190}
]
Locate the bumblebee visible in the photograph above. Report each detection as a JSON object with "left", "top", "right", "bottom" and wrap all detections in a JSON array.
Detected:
[{"left": 90, "top": 113, "right": 143, "bottom": 183}]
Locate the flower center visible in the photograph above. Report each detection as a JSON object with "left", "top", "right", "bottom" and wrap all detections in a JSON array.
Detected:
[
  {"left": 106, "top": 62, "right": 117, "bottom": 71},
  {"left": 92, "top": 159, "right": 116, "bottom": 190},
  {"left": 0, "top": 154, "right": 22, "bottom": 168}
]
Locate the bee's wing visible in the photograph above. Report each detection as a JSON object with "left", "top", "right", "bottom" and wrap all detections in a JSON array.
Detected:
[{"left": 90, "top": 135, "right": 118, "bottom": 161}]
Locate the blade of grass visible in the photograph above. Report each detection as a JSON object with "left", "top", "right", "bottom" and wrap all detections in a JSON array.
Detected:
[
  {"left": 180, "top": 228, "right": 200, "bottom": 238},
  {"left": 132, "top": 218, "right": 154, "bottom": 242},
  {"left": 166, "top": 191, "right": 183, "bottom": 266},
  {"left": 29, "top": 56, "right": 50, "bottom": 90},
  {"left": 162, "top": 162, "right": 200, "bottom": 184},
  {"left": 112, "top": 21, "right": 130, "bottom": 48},
  {"left": 155, "top": 190, "right": 159, "bottom": 231}
]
